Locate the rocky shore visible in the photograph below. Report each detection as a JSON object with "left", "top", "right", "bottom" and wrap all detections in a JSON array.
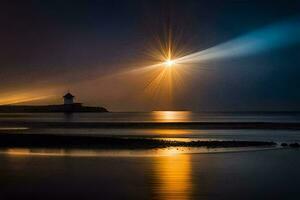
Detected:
[{"left": 0, "top": 133, "right": 277, "bottom": 149}]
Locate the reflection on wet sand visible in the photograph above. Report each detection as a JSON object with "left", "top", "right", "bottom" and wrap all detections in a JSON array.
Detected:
[{"left": 152, "top": 153, "right": 192, "bottom": 200}]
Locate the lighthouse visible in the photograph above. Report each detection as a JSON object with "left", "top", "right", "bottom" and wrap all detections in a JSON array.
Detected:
[{"left": 63, "top": 92, "right": 75, "bottom": 105}]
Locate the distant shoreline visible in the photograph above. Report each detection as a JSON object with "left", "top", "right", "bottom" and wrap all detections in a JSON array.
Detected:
[
  {"left": 0, "top": 133, "right": 276, "bottom": 149},
  {"left": 0, "top": 104, "right": 108, "bottom": 113}
]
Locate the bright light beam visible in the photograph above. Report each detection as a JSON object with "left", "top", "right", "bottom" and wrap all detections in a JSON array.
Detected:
[
  {"left": 175, "top": 18, "right": 300, "bottom": 65},
  {"left": 118, "top": 18, "right": 300, "bottom": 77},
  {"left": 87, "top": 17, "right": 300, "bottom": 108},
  {"left": 164, "top": 59, "right": 176, "bottom": 67}
]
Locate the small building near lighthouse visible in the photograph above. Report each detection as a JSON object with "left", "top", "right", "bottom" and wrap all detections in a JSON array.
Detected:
[{"left": 63, "top": 92, "right": 75, "bottom": 105}]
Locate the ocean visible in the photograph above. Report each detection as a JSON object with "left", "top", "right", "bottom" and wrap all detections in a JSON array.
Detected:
[{"left": 0, "top": 111, "right": 299, "bottom": 199}]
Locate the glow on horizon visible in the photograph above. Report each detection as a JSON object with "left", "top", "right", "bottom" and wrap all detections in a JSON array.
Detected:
[
  {"left": 0, "top": 86, "right": 62, "bottom": 105},
  {"left": 0, "top": 94, "right": 54, "bottom": 105}
]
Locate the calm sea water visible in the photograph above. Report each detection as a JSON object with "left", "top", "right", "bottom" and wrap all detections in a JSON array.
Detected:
[
  {"left": 1, "top": 111, "right": 300, "bottom": 144},
  {"left": 1, "top": 111, "right": 300, "bottom": 122},
  {"left": 1, "top": 149, "right": 299, "bottom": 199},
  {"left": 0, "top": 111, "right": 300, "bottom": 199}
]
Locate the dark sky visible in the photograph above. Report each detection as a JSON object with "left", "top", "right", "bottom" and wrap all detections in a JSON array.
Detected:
[{"left": 0, "top": 0, "right": 300, "bottom": 111}]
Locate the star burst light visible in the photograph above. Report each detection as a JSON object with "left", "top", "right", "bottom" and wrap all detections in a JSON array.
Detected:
[
  {"left": 142, "top": 34, "right": 189, "bottom": 109},
  {"left": 164, "top": 59, "right": 176, "bottom": 67}
]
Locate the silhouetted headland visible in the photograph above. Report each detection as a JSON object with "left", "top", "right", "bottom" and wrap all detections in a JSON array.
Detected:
[
  {"left": 0, "top": 92, "right": 108, "bottom": 113},
  {"left": 0, "top": 104, "right": 108, "bottom": 113},
  {"left": 0, "top": 133, "right": 276, "bottom": 149}
]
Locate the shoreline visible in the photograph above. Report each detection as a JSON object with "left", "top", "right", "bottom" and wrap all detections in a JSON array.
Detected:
[{"left": 0, "top": 133, "right": 276, "bottom": 149}]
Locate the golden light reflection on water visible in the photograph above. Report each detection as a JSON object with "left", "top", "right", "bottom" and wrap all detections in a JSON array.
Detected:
[
  {"left": 152, "top": 154, "right": 192, "bottom": 200},
  {"left": 152, "top": 129, "right": 194, "bottom": 136},
  {"left": 3, "top": 147, "right": 194, "bottom": 157},
  {"left": 2, "top": 147, "right": 190, "bottom": 157},
  {"left": 152, "top": 111, "right": 191, "bottom": 122},
  {"left": 5, "top": 148, "right": 67, "bottom": 157},
  {"left": 5, "top": 148, "right": 194, "bottom": 200}
]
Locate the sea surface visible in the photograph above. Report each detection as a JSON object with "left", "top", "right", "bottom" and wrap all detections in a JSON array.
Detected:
[
  {"left": 0, "top": 111, "right": 300, "bottom": 145},
  {"left": 0, "top": 111, "right": 300, "bottom": 199},
  {"left": 1, "top": 111, "right": 300, "bottom": 123}
]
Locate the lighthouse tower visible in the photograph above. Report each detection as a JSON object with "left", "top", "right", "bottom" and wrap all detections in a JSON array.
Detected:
[{"left": 63, "top": 92, "right": 75, "bottom": 105}]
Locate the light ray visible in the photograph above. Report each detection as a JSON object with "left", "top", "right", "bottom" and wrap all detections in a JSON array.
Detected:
[
  {"left": 0, "top": 94, "right": 54, "bottom": 105},
  {"left": 175, "top": 18, "right": 300, "bottom": 64},
  {"left": 118, "top": 18, "right": 300, "bottom": 81}
]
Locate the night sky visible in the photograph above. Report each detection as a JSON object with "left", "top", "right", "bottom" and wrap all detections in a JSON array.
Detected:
[{"left": 0, "top": 0, "right": 300, "bottom": 111}]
